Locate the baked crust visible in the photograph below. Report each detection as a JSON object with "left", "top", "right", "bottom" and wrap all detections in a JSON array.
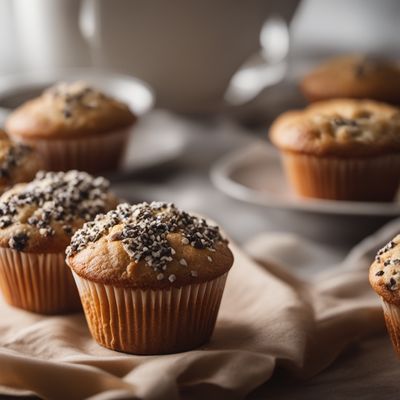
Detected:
[
  {"left": 369, "top": 235, "right": 400, "bottom": 306},
  {"left": 0, "top": 211, "right": 96, "bottom": 253},
  {"left": 68, "top": 230, "right": 233, "bottom": 289},
  {"left": 269, "top": 99, "right": 400, "bottom": 157},
  {"left": 300, "top": 55, "right": 400, "bottom": 104},
  {"left": 0, "top": 140, "right": 42, "bottom": 193},
  {"left": 66, "top": 202, "right": 234, "bottom": 289},
  {"left": 6, "top": 81, "right": 136, "bottom": 140},
  {"left": 0, "top": 171, "right": 118, "bottom": 253}
]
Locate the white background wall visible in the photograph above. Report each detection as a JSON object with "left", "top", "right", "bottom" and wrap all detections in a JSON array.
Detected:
[{"left": 0, "top": 0, "right": 399, "bottom": 111}]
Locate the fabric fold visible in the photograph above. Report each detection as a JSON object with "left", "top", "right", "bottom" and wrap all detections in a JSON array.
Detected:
[{"left": 0, "top": 219, "right": 397, "bottom": 399}]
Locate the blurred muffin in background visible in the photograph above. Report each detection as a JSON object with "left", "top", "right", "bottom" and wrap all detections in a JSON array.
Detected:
[
  {"left": 270, "top": 99, "right": 400, "bottom": 201},
  {"left": 5, "top": 81, "right": 137, "bottom": 173},
  {"left": 0, "top": 170, "right": 118, "bottom": 314},
  {"left": 0, "top": 140, "right": 41, "bottom": 194},
  {"left": 300, "top": 55, "right": 400, "bottom": 104}
]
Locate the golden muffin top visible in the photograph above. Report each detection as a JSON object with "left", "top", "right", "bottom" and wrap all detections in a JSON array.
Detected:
[
  {"left": 5, "top": 81, "right": 136, "bottom": 140},
  {"left": 0, "top": 140, "right": 42, "bottom": 193},
  {"left": 270, "top": 99, "right": 400, "bottom": 157},
  {"left": 370, "top": 235, "right": 400, "bottom": 305},
  {"left": 300, "top": 55, "right": 400, "bottom": 104},
  {"left": 0, "top": 170, "right": 117, "bottom": 253},
  {"left": 66, "top": 202, "right": 234, "bottom": 289}
]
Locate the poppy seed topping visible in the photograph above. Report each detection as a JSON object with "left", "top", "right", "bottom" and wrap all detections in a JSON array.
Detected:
[
  {"left": 0, "top": 170, "right": 111, "bottom": 251},
  {"left": 66, "top": 202, "right": 228, "bottom": 277}
]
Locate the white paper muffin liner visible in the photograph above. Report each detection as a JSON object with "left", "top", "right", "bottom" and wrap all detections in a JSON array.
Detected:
[
  {"left": 73, "top": 272, "right": 228, "bottom": 355},
  {"left": 280, "top": 151, "right": 400, "bottom": 201},
  {"left": 381, "top": 298, "right": 400, "bottom": 356},
  {"left": 0, "top": 248, "right": 81, "bottom": 314},
  {"left": 10, "top": 127, "right": 131, "bottom": 173}
]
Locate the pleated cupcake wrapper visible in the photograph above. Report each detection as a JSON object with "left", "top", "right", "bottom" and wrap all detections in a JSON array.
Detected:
[
  {"left": 381, "top": 299, "right": 400, "bottom": 357},
  {"left": 10, "top": 127, "right": 131, "bottom": 173},
  {"left": 73, "top": 272, "right": 228, "bottom": 355},
  {"left": 0, "top": 248, "right": 81, "bottom": 314},
  {"left": 281, "top": 151, "right": 400, "bottom": 201}
]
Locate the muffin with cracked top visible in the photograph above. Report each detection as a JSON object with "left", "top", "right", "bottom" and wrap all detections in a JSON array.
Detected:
[
  {"left": 0, "top": 170, "right": 117, "bottom": 314},
  {"left": 66, "top": 201, "right": 234, "bottom": 354},
  {"left": 370, "top": 235, "right": 400, "bottom": 356},
  {"left": 300, "top": 55, "right": 400, "bottom": 104},
  {"left": 270, "top": 99, "right": 400, "bottom": 201},
  {"left": 5, "top": 81, "right": 136, "bottom": 173},
  {"left": 0, "top": 140, "right": 42, "bottom": 194}
]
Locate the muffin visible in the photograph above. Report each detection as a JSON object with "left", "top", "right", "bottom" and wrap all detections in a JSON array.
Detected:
[
  {"left": 369, "top": 235, "right": 400, "bottom": 356},
  {"left": 66, "top": 201, "right": 234, "bottom": 355},
  {"left": 270, "top": 99, "right": 400, "bottom": 201},
  {"left": 0, "top": 140, "right": 42, "bottom": 194},
  {"left": 0, "top": 129, "right": 8, "bottom": 139},
  {"left": 300, "top": 55, "right": 400, "bottom": 104},
  {"left": 0, "top": 170, "right": 117, "bottom": 314},
  {"left": 5, "top": 81, "right": 136, "bottom": 173}
]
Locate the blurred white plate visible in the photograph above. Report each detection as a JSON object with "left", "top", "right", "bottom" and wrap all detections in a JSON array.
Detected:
[
  {"left": 0, "top": 69, "right": 186, "bottom": 172},
  {"left": 121, "top": 111, "right": 187, "bottom": 172},
  {"left": 211, "top": 142, "right": 400, "bottom": 217}
]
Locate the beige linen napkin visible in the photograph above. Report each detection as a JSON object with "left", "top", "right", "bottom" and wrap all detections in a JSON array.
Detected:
[{"left": 0, "top": 219, "right": 396, "bottom": 400}]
